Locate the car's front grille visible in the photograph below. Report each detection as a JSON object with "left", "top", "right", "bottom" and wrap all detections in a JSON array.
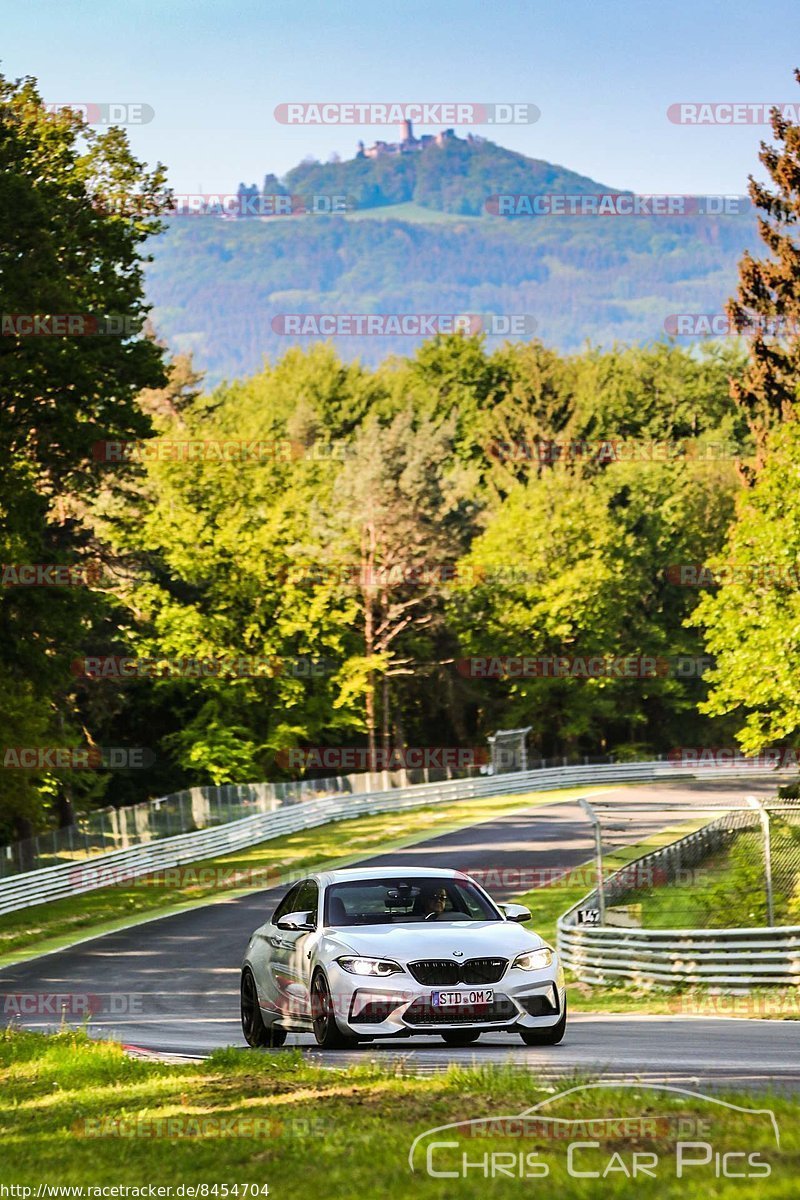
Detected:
[
  {"left": 408, "top": 960, "right": 461, "bottom": 986},
  {"left": 461, "top": 957, "right": 508, "bottom": 985},
  {"left": 408, "top": 957, "right": 508, "bottom": 986},
  {"left": 404, "top": 995, "right": 517, "bottom": 1026}
]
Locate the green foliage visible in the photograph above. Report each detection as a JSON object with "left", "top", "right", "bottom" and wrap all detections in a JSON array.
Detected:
[
  {"left": 694, "top": 422, "right": 800, "bottom": 752},
  {"left": 283, "top": 134, "right": 611, "bottom": 216},
  {"left": 0, "top": 75, "right": 168, "bottom": 836},
  {"left": 88, "top": 334, "right": 746, "bottom": 781},
  {"left": 448, "top": 455, "right": 738, "bottom": 752}
]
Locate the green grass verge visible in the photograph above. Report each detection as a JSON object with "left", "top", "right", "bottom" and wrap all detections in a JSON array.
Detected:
[
  {"left": 635, "top": 826, "right": 800, "bottom": 930},
  {"left": 0, "top": 786, "right": 608, "bottom": 966},
  {"left": 0, "top": 1028, "right": 795, "bottom": 1196}
]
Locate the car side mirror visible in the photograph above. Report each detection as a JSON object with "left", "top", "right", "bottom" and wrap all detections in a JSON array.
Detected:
[
  {"left": 500, "top": 902, "right": 532, "bottom": 923},
  {"left": 276, "top": 910, "right": 315, "bottom": 931}
]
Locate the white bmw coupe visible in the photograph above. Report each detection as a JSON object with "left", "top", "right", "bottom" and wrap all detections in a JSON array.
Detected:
[{"left": 241, "top": 866, "right": 566, "bottom": 1049}]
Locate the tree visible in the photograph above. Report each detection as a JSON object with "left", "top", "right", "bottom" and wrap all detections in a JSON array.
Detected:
[
  {"left": 450, "top": 456, "right": 738, "bottom": 756},
  {"left": 328, "top": 408, "right": 478, "bottom": 757},
  {"left": 694, "top": 422, "right": 800, "bottom": 753},
  {"left": 0, "top": 75, "right": 168, "bottom": 838},
  {"left": 693, "top": 72, "right": 800, "bottom": 757},
  {"left": 726, "top": 70, "right": 800, "bottom": 474}
]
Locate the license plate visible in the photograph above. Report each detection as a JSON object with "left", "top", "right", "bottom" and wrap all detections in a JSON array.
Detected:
[{"left": 431, "top": 988, "right": 493, "bottom": 1007}]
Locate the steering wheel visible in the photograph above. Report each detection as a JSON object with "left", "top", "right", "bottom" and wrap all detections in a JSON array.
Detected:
[{"left": 424, "top": 910, "right": 439, "bottom": 921}]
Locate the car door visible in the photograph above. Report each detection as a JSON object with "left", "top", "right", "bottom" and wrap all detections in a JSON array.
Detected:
[
  {"left": 250, "top": 882, "right": 302, "bottom": 1018},
  {"left": 280, "top": 878, "right": 320, "bottom": 1024},
  {"left": 265, "top": 878, "right": 319, "bottom": 1026}
]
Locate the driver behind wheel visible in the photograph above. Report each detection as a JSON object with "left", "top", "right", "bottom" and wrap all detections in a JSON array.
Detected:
[{"left": 414, "top": 885, "right": 449, "bottom": 918}]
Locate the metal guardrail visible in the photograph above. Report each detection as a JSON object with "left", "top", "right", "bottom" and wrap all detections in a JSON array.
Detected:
[
  {"left": 557, "top": 805, "right": 800, "bottom": 987},
  {"left": 0, "top": 758, "right": 782, "bottom": 918},
  {"left": 0, "top": 766, "right": 477, "bottom": 879}
]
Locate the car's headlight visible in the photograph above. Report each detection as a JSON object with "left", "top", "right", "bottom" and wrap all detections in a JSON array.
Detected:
[
  {"left": 513, "top": 948, "right": 554, "bottom": 971},
  {"left": 336, "top": 956, "right": 404, "bottom": 977}
]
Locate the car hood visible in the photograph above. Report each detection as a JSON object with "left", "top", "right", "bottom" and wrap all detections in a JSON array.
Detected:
[{"left": 327, "top": 920, "right": 547, "bottom": 961}]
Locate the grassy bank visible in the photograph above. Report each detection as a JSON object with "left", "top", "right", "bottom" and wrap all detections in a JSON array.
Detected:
[
  {"left": 634, "top": 826, "right": 800, "bottom": 929},
  {"left": 0, "top": 1028, "right": 795, "bottom": 1196}
]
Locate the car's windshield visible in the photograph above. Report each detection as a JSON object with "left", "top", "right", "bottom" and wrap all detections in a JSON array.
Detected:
[{"left": 324, "top": 877, "right": 501, "bottom": 926}]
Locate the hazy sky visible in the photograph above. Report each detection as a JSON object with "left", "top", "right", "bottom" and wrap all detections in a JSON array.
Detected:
[{"left": 4, "top": 0, "right": 800, "bottom": 194}]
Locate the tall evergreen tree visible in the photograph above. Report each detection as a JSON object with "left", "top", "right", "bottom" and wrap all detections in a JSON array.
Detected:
[{"left": 726, "top": 69, "right": 800, "bottom": 477}]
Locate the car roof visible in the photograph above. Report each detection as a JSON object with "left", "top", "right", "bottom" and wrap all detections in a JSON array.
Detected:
[{"left": 316, "top": 866, "right": 467, "bottom": 885}]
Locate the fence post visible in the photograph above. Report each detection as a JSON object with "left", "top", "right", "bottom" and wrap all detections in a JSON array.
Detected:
[
  {"left": 746, "top": 795, "right": 775, "bottom": 926},
  {"left": 578, "top": 797, "right": 606, "bottom": 924}
]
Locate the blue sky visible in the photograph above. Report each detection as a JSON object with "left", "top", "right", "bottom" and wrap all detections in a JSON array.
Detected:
[{"left": 4, "top": 0, "right": 799, "bottom": 194}]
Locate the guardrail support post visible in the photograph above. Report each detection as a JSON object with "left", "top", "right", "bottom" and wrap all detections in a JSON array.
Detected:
[
  {"left": 746, "top": 795, "right": 775, "bottom": 926},
  {"left": 578, "top": 797, "right": 606, "bottom": 924}
]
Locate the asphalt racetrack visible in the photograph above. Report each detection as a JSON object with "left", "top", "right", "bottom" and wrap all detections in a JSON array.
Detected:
[{"left": 3, "top": 776, "right": 799, "bottom": 1088}]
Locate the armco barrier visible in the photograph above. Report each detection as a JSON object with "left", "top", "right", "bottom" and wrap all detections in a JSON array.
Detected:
[
  {"left": 557, "top": 803, "right": 800, "bottom": 987},
  {"left": 0, "top": 759, "right": 785, "bottom": 917},
  {"left": 0, "top": 766, "right": 457, "bottom": 878}
]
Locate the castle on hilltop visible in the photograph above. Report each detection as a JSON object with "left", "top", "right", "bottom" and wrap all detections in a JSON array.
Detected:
[{"left": 357, "top": 120, "right": 483, "bottom": 159}]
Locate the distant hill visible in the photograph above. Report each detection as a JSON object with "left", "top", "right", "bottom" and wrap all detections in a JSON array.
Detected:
[
  {"left": 145, "top": 134, "right": 758, "bottom": 384},
  {"left": 281, "top": 134, "right": 614, "bottom": 215}
]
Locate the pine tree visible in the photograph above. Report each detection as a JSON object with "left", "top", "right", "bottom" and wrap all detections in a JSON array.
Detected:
[{"left": 726, "top": 69, "right": 800, "bottom": 477}]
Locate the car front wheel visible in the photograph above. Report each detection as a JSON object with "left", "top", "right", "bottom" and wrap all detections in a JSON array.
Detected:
[
  {"left": 241, "top": 968, "right": 287, "bottom": 1048},
  {"left": 310, "top": 970, "right": 357, "bottom": 1049},
  {"left": 518, "top": 1003, "right": 567, "bottom": 1046}
]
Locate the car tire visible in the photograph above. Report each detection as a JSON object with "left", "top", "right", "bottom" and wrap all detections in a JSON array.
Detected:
[
  {"left": 441, "top": 1030, "right": 482, "bottom": 1046},
  {"left": 241, "top": 968, "right": 287, "bottom": 1048},
  {"left": 518, "top": 1003, "right": 567, "bottom": 1046},
  {"left": 311, "top": 970, "right": 357, "bottom": 1050}
]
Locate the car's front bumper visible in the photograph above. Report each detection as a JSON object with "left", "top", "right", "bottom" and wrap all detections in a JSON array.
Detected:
[{"left": 326, "top": 961, "right": 566, "bottom": 1038}]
